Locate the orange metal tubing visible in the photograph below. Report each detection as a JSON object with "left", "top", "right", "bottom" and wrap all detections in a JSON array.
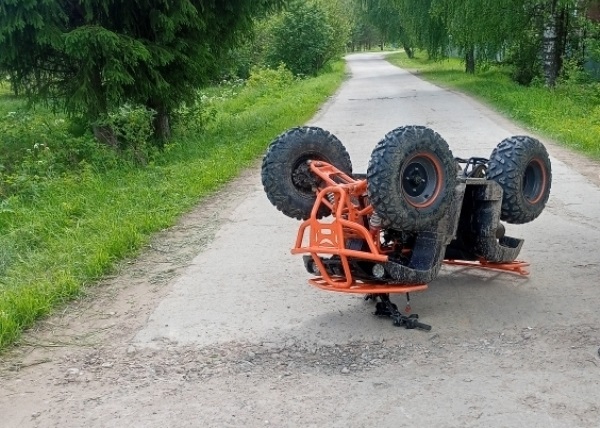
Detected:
[
  {"left": 290, "top": 160, "right": 531, "bottom": 294},
  {"left": 444, "top": 259, "right": 530, "bottom": 276},
  {"left": 308, "top": 277, "right": 428, "bottom": 294},
  {"left": 291, "top": 163, "right": 387, "bottom": 289}
]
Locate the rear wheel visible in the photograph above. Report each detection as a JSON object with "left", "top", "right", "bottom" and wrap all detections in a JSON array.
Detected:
[
  {"left": 487, "top": 136, "right": 551, "bottom": 224},
  {"left": 261, "top": 126, "right": 352, "bottom": 220},
  {"left": 367, "top": 126, "right": 457, "bottom": 231}
]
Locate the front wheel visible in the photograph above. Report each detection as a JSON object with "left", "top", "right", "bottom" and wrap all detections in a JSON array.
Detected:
[
  {"left": 261, "top": 126, "right": 352, "bottom": 220},
  {"left": 367, "top": 126, "right": 457, "bottom": 231},
  {"left": 487, "top": 136, "right": 552, "bottom": 224}
]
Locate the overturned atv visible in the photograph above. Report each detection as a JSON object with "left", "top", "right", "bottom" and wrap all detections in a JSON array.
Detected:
[{"left": 261, "top": 125, "right": 551, "bottom": 330}]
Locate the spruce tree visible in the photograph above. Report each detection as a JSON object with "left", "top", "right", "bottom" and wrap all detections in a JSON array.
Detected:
[{"left": 0, "top": 0, "right": 283, "bottom": 141}]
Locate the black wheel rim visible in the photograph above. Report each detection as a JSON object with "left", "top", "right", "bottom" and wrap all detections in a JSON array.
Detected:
[
  {"left": 291, "top": 153, "right": 323, "bottom": 196},
  {"left": 523, "top": 159, "right": 546, "bottom": 204},
  {"left": 401, "top": 154, "right": 441, "bottom": 208}
]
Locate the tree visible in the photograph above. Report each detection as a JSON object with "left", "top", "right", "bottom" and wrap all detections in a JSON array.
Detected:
[
  {"left": 395, "top": 0, "right": 449, "bottom": 59},
  {"left": 431, "top": 0, "right": 527, "bottom": 73},
  {"left": 315, "top": 0, "right": 352, "bottom": 56},
  {"left": 0, "top": 0, "right": 284, "bottom": 142},
  {"left": 266, "top": 2, "right": 340, "bottom": 76},
  {"left": 537, "top": 0, "right": 585, "bottom": 87},
  {"left": 347, "top": 2, "right": 381, "bottom": 52},
  {"left": 506, "top": 0, "right": 586, "bottom": 87},
  {"left": 350, "top": 21, "right": 381, "bottom": 51},
  {"left": 356, "top": 0, "right": 414, "bottom": 56},
  {"left": 388, "top": 0, "right": 589, "bottom": 84}
]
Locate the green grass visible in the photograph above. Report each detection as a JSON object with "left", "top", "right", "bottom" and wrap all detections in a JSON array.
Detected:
[
  {"left": 387, "top": 52, "right": 600, "bottom": 160},
  {"left": 0, "top": 62, "right": 347, "bottom": 349},
  {"left": 0, "top": 82, "right": 22, "bottom": 116}
]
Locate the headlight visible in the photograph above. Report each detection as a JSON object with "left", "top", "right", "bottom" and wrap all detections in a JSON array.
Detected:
[{"left": 372, "top": 263, "right": 386, "bottom": 279}]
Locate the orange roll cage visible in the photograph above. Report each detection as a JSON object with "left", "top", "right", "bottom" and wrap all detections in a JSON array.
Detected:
[{"left": 290, "top": 161, "right": 528, "bottom": 295}]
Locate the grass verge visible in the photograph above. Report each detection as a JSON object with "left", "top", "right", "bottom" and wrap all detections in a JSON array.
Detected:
[
  {"left": 386, "top": 52, "right": 600, "bottom": 160},
  {"left": 0, "top": 62, "right": 346, "bottom": 349}
]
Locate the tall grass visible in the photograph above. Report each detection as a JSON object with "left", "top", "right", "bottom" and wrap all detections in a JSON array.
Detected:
[
  {"left": 0, "top": 62, "right": 347, "bottom": 349},
  {"left": 387, "top": 52, "right": 600, "bottom": 160}
]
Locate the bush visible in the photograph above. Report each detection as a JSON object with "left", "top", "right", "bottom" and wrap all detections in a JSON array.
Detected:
[
  {"left": 559, "top": 58, "right": 593, "bottom": 85},
  {"left": 245, "top": 64, "right": 295, "bottom": 92},
  {"left": 95, "top": 105, "right": 159, "bottom": 164},
  {"left": 506, "top": 34, "right": 541, "bottom": 86},
  {"left": 172, "top": 98, "right": 217, "bottom": 136},
  {"left": 266, "top": 2, "right": 337, "bottom": 76}
]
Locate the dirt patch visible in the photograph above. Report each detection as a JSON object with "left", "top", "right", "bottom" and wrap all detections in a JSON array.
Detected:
[{"left": 3, "top": 323, "right": 599, "bottom": 427}]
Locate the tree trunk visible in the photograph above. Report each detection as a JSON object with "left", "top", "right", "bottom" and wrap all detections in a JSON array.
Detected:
[
  {"left": 403, "top": 44, "right": 414, "bottom": 59},
  {"left": 153, "top": 108, "right": 171, "bottom": 143},
  {"left": 542, "top": 1, "right": 560, "bottom": 87},
  {"left": 556, "top": 7, "right": 568, "bottom": 75},
  {"left": 89, "top": 68, "right": 107, "bottom": 120},
  {"left": 90, "top": 69, "right": 115, "bottom": 147},
  {"left": 465, "top": 47, "right": 475, "bottom": 74}
]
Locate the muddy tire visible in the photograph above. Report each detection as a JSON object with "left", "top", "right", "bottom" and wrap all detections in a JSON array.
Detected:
[
  {"left": 261, "top": 126, "right": 352, "bottom": 220},
  {"left": 367, "top": 126, "right": 457, "bottom": 231},
  {"left": 487, "top": 136, "right": 551, "bottom": 224}
]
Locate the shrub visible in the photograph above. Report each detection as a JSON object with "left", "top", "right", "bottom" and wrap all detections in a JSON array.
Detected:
[
  {"left": 246, "top": 64, "right": 295, "bottom": 92},
  {"left": 266, "top": 2, "right": 337, "bottom": 76},
  {"left": 96, "top": 105, "right": 158, "bottom": 164},
  {"left": 506, "top": 34, "right": 541, "bottom": 86}
]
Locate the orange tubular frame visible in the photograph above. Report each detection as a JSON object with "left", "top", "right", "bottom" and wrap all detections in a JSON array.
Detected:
[
  {"left": 290, "top": 161, "right": 530, "bottom": 295},
  {"left": 291, "top": 161, "right": 428, "bottom": 294},
  {"left": 444, "top": 259, "right": 530, "bottom": 276}
]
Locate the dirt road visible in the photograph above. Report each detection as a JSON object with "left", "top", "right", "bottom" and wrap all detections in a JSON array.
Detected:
[{"left": 2, "top": 53, "right": 599, "bottom": 428}]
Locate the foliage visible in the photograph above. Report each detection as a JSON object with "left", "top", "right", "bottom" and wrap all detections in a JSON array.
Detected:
[
  {"left": 313, "top": 0, "right": 353, "bottom": 56},
  {"left": 266, "top": 2, "right": 340, "bottom": 76},
  {"left": 394, "top": 0, "right": 449, "bottom": 59},
  {"left": 349, "top": 20, "right": 381, "bottom": 51},
  {"left": 505, "top": 29, "right": 543, "bottom": 86},
  {"left": 0, "top": 0, "right": 285, "bottom": 140},
  {"left": 95, "top": 105, "right": 158, "bottom": 164},
  {"left": 585, "top": 21, "right": 600, "bottom": 64},
  {"left": 0, "top": 99, "right": 169, "bottom": 199},
  {"left": 364, "top": 0, "right": 598, "bottom": 84},
  {"left": 246, "top": 64, "right": 296, "bottom": 93},
  {"left": 175, "top": 0, "right": 351, "bottom": 80},
  {"left": 356, "top": 0, "right": 413, "bottom": 53},
  {"left": 218, "top": 19, "right": 279, "bottom": 80}
]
